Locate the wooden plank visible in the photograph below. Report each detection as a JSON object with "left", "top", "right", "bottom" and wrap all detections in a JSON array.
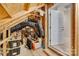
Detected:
[
  {"left": 18, "top": 45, "right": 33, "bottom": 56},
  {"left": 18, "top": 45, "right": 46, "bottom": 56},
  {"left": 8, "top": 29, "right": 10, "bottom": 37},
  {"left": 0, "top": 18, "right": 11, "bottom": 32},
  {"left": 71, "top": 4, "right": 76, "bottom": 56},
  {"left": 0, "top": 4, "right": 10, "bottom": 20},
  {"left": 0, "top": 38, "right": 8, "bottom": 46},
  {"left": 43, "top": 48, "right": 60, "bottom": 56},
  {"left": 29, "top": 3, "right": 43, "bottom": 10},
  {"left": 0, "top": 18, "right": 11, "bottom": 26},
  {"left": 37, "top": 48, "right": 47, "bottom": 56},
  {"left": 45, "top": 4, "right": 48, "bottom": 48},
  {"left": 3, "top": 30, "right": 7, "bottom": 56},
  {"left": 31, "top": 49, "right": 40, "bottom": 56},
  {"left": 75, "top": 4, "right": 79, "bottom": 56},
  {"left": 0, "top": 34, "right": 11, "bottom": 46},
  {"left": 1, "top": 3, "right": 24, "bottom": 17}
]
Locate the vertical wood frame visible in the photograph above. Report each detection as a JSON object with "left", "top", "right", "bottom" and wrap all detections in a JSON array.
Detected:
[
  {"left": 71, "top": 3, "right": 76, "bottom": 56},
  {"left": 45, "top": 4, "right": 48, "bottom": 49},
  {"left": 3, "top": 29, "right": 7, "bottom": 56},
  {"left": 75, "top": 4, "right": 79, "bottom": 56}
]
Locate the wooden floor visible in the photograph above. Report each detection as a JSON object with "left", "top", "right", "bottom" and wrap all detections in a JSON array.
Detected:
[
  {"left": 18, "top": 45, "right": 47, "bottom": 56},
  {"left": 17, "top": 45, "right": 59, "bottom": 56},
  {"left": 0, "top": 45, "right": 60, "bottom": 56}
]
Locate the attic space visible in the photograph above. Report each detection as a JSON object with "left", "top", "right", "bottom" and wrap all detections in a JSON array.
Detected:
[{"left": 0, "top": 3, "right": 77, "bottom": 56}]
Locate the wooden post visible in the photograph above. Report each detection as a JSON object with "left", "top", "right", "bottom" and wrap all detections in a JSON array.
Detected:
[
  {"left": 44, "top": 4, "right": 48, "bottom": 49},
  {"left": 21, "top": 30, "right": 24, "bottom": 44},
  {"left": 8, "top": 29, "right": 11, "bottom": 37},
  {"left": 3, "top": 29, "right": 7, "bottom": 56},
  {"left": 71, "top": 4, "right": 76, "bottom": 56},
  {"left": 75, "top": 4, "right": 78, "bottom": 56}
]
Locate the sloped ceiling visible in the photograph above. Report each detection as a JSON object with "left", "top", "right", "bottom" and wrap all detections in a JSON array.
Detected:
[
  {"left": 1, "top": 3, "right": 24, "bottom": 17},
  {"left": 0, "top": 3, "right": 44, "bottom": 18},
  {"left": 0, "top": 4, "right": 10, "bottom": 20}
]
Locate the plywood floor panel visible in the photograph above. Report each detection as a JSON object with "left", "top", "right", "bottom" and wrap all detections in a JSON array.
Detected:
[{"left": 18, "top": 45, "right": 47, "bottom": 56}]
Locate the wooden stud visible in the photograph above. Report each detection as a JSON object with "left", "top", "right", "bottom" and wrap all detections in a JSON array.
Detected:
[
  {"left": 45, "top": 4, "right": 48, "bottom": 49},
  {"left": 74, "top": 4, "right": 78, "bottom": 56},
  {"left": 71, "top": 3, "right": 76, "bottom": 56},
  {"left": 8, "top": 29, "right": 10, "bottom": 37},
  {"left": 3, "top": 29, "right": 7, "bottom": 56}
]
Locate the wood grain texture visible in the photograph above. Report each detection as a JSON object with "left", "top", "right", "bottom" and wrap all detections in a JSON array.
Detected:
[
  {"left": 0, "top": 4, "right": 10, "bottom": 20},
  {"left": 71, "top": 4, "right": 76, "bottom": 56},
  {"left": 18, "top": 45, "right": 47, "bottom": 56},
  {"left": 1, "top": 3, "right": 24, "bottom": 17},
  {"left": 3, "top": 30, "right": 7, "bottom": 56}
]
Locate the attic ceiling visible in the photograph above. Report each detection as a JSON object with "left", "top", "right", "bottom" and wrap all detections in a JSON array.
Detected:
[
  {"left": 1, "top": 3, "right": 25, "bottom": 17},
  {"left": 0, "top": 3, "right": 43, "bottom": 18},
  {"left": 0, "top": 4, "right": 10, "bottom": 20}
]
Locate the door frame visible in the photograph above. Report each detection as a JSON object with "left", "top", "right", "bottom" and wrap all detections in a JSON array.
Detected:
[
  {"left": 71, "top": 3, "right": 76, "bottom": 56},
  {"left": 75, "top": 4, "right": 79, "bottom": 56}
]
